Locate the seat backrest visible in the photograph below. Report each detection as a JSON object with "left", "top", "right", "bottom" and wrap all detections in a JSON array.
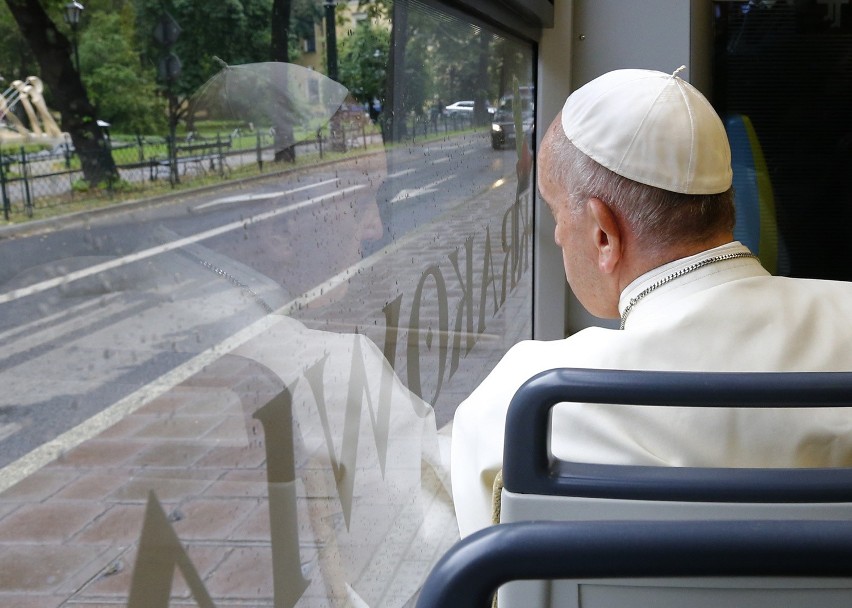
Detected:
[
  {"left": 416, "top": 519, "right": 852, "bottom": 608},
  {"left": 498, "top": 368, "right": 852, "bottom": 607}
]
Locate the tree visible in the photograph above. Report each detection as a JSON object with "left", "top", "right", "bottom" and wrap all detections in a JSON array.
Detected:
[
  {"left": 384, "top": 0, "right": 407, "bottom": 142},
  {"left": 290, "top": 0, "right": 318, "bottom": 55},
  {"left": 426, "top": 17, "right": 493, "bottom": 120},
  {"left": 79, "top": 11, "right": 164, "bottom": 133},
  {"left": 4, "top": 0, "right": 118, "bottom": 186},
  {"left": 270, "top": 0, "right": 295, "bottom": 161},
  {"left": 132, "top": 0, "right": 278, "bottom": 180},
  {"left": 135, "top": 0, "right": 276, "bottom": 116},
  {"left": 356, "top": 0, "right": 390, "bottom": 21},
  {"left": 338, "top": 20, "right": 389, "bottom": 106},
  {"left": 0, "top": 3, "right": 36, "bottom": 82},
  {"left": 271, "top": 0, "right": 290, "bottom": 63},
  {"left": 268, "top": 0, "right": 321, "bottom": 161}
]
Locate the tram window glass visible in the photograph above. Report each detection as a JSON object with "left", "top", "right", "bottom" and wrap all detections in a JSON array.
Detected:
[
  {"left": 714, "top": 0, "right": 852, "bottom": 281},
  {"left": 0, "top": 0, "right": 534, "bottom": 605}
]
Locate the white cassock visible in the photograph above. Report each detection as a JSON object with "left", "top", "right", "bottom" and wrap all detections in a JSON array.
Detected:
[{"left": 452, "top": 242, "right": 852, "bottom": 537}]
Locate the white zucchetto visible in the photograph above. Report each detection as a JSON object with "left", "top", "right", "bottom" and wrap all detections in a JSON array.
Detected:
[{"left": 561, "top": 67, "right": 732, "bottom": 195}]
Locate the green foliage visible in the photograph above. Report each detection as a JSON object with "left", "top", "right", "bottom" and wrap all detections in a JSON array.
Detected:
[
  {"left": 291, "top": 0, "right": 320, "bottom": 40},
  {"left": 398, "top": 23, "right": 431, "bottom": 115},
  {"left": 78, "top": 11, "right": 164, "bottom": 133},
  {"left": 70, "top": 175, "right": 132, "bottom": 193},
  {"left": 0, "top": 2, "right": 36, "bottom": 79},
  {"left": 490, "top": 37, "right": 531, "bottom": 101},
  {"left": 338, "top": 20, "right": 389, "bottom": 104},
  {"left": 356, "top": 0, "right": 390, "bottom": 21},
  {"left": 285, "top": 0, "right": 323, "bottom": 61},
  {"left": 135, "top": 0, "right": 275, "bottom": 99},
  {"left": 425, "top": 17, "right": 490, "bottom": 104},
  {"left": 71, "top": 177, "right": 90, "bottom": 192},
  {"left": 0, "top": 0, "right": 532, "bottom": 144},
  {"left": 104, "top": 177, "right": 133, "bottom": 192}
]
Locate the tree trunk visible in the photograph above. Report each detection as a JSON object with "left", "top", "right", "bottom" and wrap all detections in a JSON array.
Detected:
[
  {"left": 385, "top": 0, "right": 408, "bottom": 143},
  {"left": 474, "top": 29, "right": 490, "bottom": 127},
  {"left": 5, "top": 0, "right": 118, "bottom": 186},
  {"left": 271, "top": 0, "right": 296, "bottom": 163}
]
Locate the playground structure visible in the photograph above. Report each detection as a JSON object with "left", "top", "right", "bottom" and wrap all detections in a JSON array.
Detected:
[{"left": 0, "top": 76, "right": 64, "bottom": 143}]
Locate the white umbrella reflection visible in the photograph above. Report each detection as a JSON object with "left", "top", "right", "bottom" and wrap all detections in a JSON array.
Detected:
[{"left": 187, "top": 58, "right": 349, "bottom": 149}]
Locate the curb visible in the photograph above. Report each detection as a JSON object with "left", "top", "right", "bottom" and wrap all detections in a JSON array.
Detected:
[{"left": 0, "top": 148, "right": 388, "bottom": 241}]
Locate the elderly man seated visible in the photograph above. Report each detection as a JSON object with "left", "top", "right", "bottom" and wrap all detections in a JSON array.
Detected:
[{"left": 451, "top": 67, "right": 852, "bottom": 538}]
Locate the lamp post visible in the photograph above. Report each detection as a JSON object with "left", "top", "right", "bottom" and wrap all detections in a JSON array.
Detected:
[{"left": 63, "top": 1, "right": 84, "bottom": 74}]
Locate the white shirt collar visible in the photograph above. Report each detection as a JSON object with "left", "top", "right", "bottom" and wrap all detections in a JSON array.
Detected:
[{"left": 618, "top": 242, "right": 761, "bottom": 326}]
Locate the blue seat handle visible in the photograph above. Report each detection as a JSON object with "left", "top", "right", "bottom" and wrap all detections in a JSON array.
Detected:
[
  {"left": 416, "top": 519, "right": 852, "bottom": 608},
  {"left": 502, "top": 369, "right": 852, "bottom": 500}
]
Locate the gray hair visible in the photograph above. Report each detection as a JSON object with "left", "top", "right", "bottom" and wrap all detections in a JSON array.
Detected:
[{"left": 548, "top": 133, "right": 735, "bottom": 250}]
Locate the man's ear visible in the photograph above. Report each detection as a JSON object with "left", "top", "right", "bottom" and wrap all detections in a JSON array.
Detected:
[{"left": 587, "top": 197, "right": 623, "bottom": 274}]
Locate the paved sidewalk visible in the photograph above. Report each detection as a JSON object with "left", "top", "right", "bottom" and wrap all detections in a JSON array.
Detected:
[{"left": 0, "top": 165, "right": 532, "bottom": 607}]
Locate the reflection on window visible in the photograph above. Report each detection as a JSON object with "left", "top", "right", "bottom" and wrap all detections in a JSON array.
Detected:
[
  {"left": 0, "top": 0, "right": 534, "bottom": 605},
  {"left": 714, "top": 0, "right": 852, "bottom": 280}
]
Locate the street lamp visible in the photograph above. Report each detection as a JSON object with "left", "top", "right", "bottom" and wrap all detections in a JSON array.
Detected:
[{"left": 63, "top": 1, "right": 84, "bottom": 74}]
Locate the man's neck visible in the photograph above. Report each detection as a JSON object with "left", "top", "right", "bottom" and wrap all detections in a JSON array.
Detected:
[{"left": 619, "top": 235, "right": 735, "bottom": 295}]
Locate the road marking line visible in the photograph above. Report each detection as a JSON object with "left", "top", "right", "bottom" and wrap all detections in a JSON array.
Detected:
[
  {"left": 0, "top": 224, "right": 413, "bottom": 494},
  {"left": 389, "top": 174, "right": 456, "bottom": 204},
  {"left": 0, "top": 293, "right": 120, "bottom": 344},
  {"left": 0, "top": 423, "right": 21, "bottom": 443},
  {"left": 0, "top": 185, "right": 366, "bottom": 306},
  {"left": 387, "top": 168, "right": 415, "bottom": 179},
  {"left": 193, "top": 178, "right": 338, "bottom": 210}
]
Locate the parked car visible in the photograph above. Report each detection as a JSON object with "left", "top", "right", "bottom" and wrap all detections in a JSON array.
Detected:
[
  {"left": 444, "top": 100, "right": 475, "bottom": 117},
  {"left": 444, "top": 100, "right": 495, "bottom": 117}
]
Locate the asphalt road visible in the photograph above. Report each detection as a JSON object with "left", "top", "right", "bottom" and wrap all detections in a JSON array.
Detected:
[{"left": 0, "top": 132, "right": 517, "bottom": 470}]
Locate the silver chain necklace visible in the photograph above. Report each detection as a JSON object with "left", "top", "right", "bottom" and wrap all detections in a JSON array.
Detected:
[{"left": 619, "top": 252, "right": 759, "bottom": 330}]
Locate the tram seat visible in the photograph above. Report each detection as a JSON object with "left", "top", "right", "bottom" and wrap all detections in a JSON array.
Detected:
[
  {"left": 496, "top": 368, "right": 852, "bottom": 607},
  {"left": 415, "top": 519, "right": 852, "bottom": 608}
]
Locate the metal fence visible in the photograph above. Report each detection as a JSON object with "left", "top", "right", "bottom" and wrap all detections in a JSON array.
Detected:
[
  {"left": 388, "top": 110, "right": 475, "bottom": 143},
  {"left": 0, "top": 120, "right": 377, "bottom": 221},
  {"left": 0, "top": 111, "right": 475, "bottom": 221}
]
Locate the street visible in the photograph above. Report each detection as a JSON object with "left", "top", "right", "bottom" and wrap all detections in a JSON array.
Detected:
[{"left": 0, "top": 132, "right": 527, "bottom": 473}]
